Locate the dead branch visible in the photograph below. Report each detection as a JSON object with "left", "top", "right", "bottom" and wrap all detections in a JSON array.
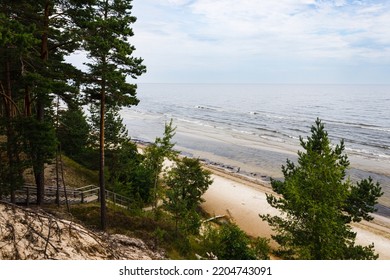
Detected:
[{"left": 43, "top": 219, "right": 53, "bottom": 259}]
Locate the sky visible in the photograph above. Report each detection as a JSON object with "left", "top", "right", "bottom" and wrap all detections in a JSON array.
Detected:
[{"left": 129, "top": 0, "right": 390, "bottom": 84}]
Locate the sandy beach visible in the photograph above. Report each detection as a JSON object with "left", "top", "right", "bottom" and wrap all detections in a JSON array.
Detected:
[{"left": 200, "top": 165, "right": 390, "bottom": 260}]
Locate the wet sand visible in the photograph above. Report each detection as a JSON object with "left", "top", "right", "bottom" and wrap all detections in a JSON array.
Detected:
[{"left": 200, "top": 165, "right": 390, "bottom": 260}]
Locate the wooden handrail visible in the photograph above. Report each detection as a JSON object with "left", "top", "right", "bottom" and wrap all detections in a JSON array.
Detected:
[{"left": 2, "top": 184, "right": 133, "bottom": 209}]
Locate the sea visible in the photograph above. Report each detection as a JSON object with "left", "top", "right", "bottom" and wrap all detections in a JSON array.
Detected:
[{"left": 121, "top": 84, "right": 390, "bottom": 214}]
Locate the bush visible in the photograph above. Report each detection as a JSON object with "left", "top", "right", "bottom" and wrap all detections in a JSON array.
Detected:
[{"left": 199, "top": 223, "right": 270, "bottom": 260}]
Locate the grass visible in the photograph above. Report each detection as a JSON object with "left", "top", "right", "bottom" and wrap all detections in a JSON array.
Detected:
[
  {"left": 61, "top": 155, "right": 98, "bottom": 188},
  {"left": 22, "top": 154, "right": 98, "bottom": 188},
  {"left": 67, "top": 202, "right": 194, "bottom": 259}
]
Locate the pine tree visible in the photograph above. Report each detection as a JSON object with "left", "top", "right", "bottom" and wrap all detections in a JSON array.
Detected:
[
  {"left": 89, "top": 105, "right": 129, "bottom": 150},
  {"left": 82, "top": 0, "right": 146, "bottom": 230},
  {"left": 57, "top": 105, "right": 90, "bottom": 161},
  {"left": 0, "top": 4, "right": 39, "bottom": 201},
  {"left": 164, "top": 157, "right": 213, "bottom": 236},
  {"left": 0, "top": 0, "right": 87, "bottom": 205},
  {"left": 31, "top": 0, "right": 86, "bottom": 205},
  {"left": 143, "top": 119, "right": 178, "bottom": 218},
  {"left": 261, "top": 118, "right": 383, "bottom": 259}
]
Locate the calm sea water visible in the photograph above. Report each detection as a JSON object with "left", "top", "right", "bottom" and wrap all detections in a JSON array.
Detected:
[{"left": 122, "top": 84, "right": 390, "bottom": 210}]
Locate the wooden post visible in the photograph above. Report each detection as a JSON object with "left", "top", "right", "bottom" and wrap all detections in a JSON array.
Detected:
[{"left": 26, "top": 187, "right": 30, "bottom": 207}]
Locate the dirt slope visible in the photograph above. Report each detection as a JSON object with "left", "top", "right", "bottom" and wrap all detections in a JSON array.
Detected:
[{"left": 0, "top": 202, "right": 164, "bottom": 260}]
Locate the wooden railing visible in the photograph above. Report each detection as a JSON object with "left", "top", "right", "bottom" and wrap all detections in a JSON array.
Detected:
[
  {"left": 105, "top": 189, "right": 132, "bottom": 209},
  {"left": 1, "top": 184, "right": 133, "bottom": 210},
  {"left": 74, "top": 185, "right": 99, "bottom": 203}
]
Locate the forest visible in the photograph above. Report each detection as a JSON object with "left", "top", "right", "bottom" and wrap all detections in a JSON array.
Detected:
[
  {"left": 0, "top": 0, "right": 145, "bottom": 220},
  {"left": 0, "top": 1, "right": 384, "bottom": 260}
]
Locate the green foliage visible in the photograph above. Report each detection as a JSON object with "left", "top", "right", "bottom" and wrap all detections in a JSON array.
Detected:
[
  {"left": 144, "top": 119, "right": 178, "bottom": 167},
  {"left": 0, "top": 11, "right": 38, "bottom": 57},
  {"left": 261, "top": 118, "right": 383, "bottom": 260},
  {"left": 1, "top": 1, "right": 87, "bottom": 204},
  {"left": 82, "top": 0, "right": 146, "bottom": 107},
  {"left": 215, "top": 224, "right": 255, "bottom": 260},
  {"left": 0, "top": 117, "right": 27, "bottom": 196},
  {"left": 143, "top": 120, "right": 179, "bottom": 214},
  {"left": 345, "top": 177, "right": 383, "bottom": 223},
  {"left": 57, "top": 106, "right": 91, "bottom": 162},
  {"left": 89, "top": 105, "right": 129, "bottom": 150},
  {"left": 164, "top": 157, "right": 213, "bottom": 235},
  {"left": 105, "top": 120, "right": 179, "bottom": 208},
  {"left": 19, "top": 116, "right": 58, "bottom": 173},
  {"left": 199, "top": 223, "right": 270, "bottom": 260},
  {"left": 80, "top": 0, "right": 146, "bottom": 230},
  {"left": 106, "top": 141, "right": 153, "bottom": 204},
  {"left": 0, "top": 6, "right": 40, "bottom": 197},
  {"left": 0, "top": 124, "right": 27, "bottom": 197},
  {"left": 252, "top": 236, "right": 272, "bottom": 260}
]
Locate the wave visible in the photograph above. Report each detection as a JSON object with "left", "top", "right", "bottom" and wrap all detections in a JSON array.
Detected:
[
  {"left": 345, "top": 147, "right": 390, "bottom": 160},
  {"left": 325, "top": 118, "right": 390, "bottom": 132},
  {"left": 248, "top": 110, "right": 311, "bottom": 125},
  {"left": 284, "top": 126, "right": 307, "bottom": 134},
  {"left": 259, "top": 134, "right": 285, "bottom": 143},
  {"left": 231, "top": 128, "right": 257, "bottom": 136},
  {"left": 195, "top": 105, "right": 226, "bottom": 112},
  {"left": 176, "top": 118, "right": 213, "bottom": 128}
]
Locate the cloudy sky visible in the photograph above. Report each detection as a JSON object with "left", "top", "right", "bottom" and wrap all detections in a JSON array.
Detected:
[{"left": 130, "top": 0, "right": 390, "bottom": 84}]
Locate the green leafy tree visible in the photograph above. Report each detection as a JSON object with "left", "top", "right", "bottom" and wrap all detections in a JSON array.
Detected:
[
  {"left": 214, "top": 224, "right": 256, "bottom": 260},
  {"left": 106, "top": 120, "right": 178, "bottom": 208},
  {"left": 82, "top": 0, "right": 146, "bottom": 230},
  {"left": 200, "top": 223, "right": 270, "bottom": 260},
  {"left": 143, "top": 119, "right": 178, "bottom": 217},
  {"left": 164, "top": 157, "right": 213, "bottom": 236},
  {"left": 260, "top": 118, "right": 383, "bottom": 260}
]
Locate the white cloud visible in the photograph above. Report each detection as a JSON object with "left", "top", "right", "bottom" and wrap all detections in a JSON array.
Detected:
[
  {"left": 166, "top": 0, "right": 192, "bottom": 5},
  {"left": 132, "top": 0, "right": 390, "bottom": 83},
  {"left": 186, "top": 0, "right": 390, "bottom": 59}
]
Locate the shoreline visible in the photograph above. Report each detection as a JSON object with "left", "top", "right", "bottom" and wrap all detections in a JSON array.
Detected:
[
  {"left": 135, "top": 137, "right": 390, "bottom": 217},
  {"left": 133, "top": 132, "right": 390, "bottom": 213},
  {"left": 199, "top": 158, "right": 390, "bottom": 260},
  {"left": 135, "top": 139, "right": 390, "bottom": 259},
  {"left": 201, "top": 157, "right": 390, "bottom": 219}
]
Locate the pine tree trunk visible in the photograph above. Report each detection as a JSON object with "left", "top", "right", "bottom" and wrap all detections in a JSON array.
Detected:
[
  {"left": 100, "top": 81, "right": 107, "bottom": 231},
  {"left": 35, "top": 1, "right": 50, "bottom": 206},
  {"left": 99, "top": 0, "right": 110, "bottom": 231},
  {"left": 24, "top": 86, "right": 31, "bottom": 116},
  {"left": 35, "top": 98, "right": 45, "bottom": 206},
  {"left": 4, "top": 59, "right": 16, "bottom": 203}
]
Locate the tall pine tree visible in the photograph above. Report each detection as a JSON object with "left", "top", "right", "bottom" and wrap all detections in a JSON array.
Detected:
[
  {"left": 82, "top": 0, "right": 146, "bottom": 230},
  {"left": 1, "top": 0, "right": 90, "bottom": 205},
  {"left": 0, "top": 7, "right": 38, "bottom": 201}
]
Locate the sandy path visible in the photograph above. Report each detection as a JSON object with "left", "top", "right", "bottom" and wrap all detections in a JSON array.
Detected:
[{"left": 201, "top": 167, "right": 390, "bottom": 260}]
